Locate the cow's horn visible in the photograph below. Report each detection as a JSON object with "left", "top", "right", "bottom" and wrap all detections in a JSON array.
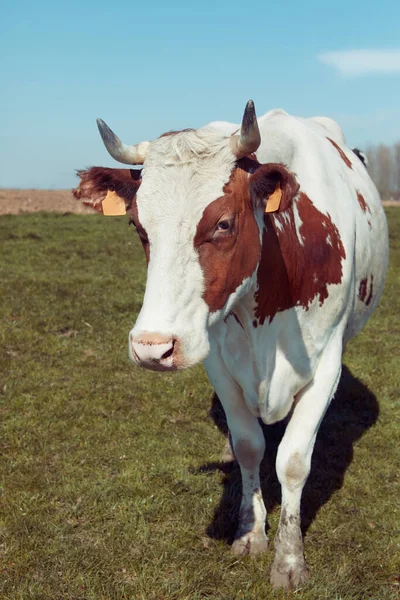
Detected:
[
  {"left": 96, "top": 119, "right": 149, "bottom": 165},
  {"left": 230, "top": 100, "right": 261, "bottom": 158}
]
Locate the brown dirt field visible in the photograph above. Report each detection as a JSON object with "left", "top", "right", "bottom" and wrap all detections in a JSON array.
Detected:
[
  {"left": 0, "top": 189, "right": 93, "bottom": 215},
  {"left": 0, "top": 189, "right": 398, "bottom": 215},
  {"left": 382, "top": 200, "right": 400, "bottom": 206}
]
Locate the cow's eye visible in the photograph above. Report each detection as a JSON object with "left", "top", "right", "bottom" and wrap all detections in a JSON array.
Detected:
[
  {"left": 214, "top": 217, "right": 235, "bottom": 237},
  {"left": 217, "top": 220, "right": 231, "bottom": 231}
]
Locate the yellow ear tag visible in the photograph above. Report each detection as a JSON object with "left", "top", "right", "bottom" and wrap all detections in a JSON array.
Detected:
[
  {"left": 102, "top": 190, "right": 126, "bottom": 216},
  {"left": 265, "top": 183, "right": 282, "bottom": 213}
]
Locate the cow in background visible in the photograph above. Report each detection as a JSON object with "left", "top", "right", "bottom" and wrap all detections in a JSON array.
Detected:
[{"left": 74, "top": 101, "right": 388, "bottom": 589}]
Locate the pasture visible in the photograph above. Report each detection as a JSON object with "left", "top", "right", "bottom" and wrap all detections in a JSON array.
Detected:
[{"left": 0, "top": 207, "right": 399, "bottom": 600}]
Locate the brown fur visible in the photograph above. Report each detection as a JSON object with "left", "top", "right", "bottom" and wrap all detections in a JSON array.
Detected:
[
  {"left": 356, "top": 191, "right": 372, "bottom": 227},
  {"left": 327, "top": 138, "right": 352, "bottom": 169},
  {"left": 356, "top": 191, "right": 368, "bottom": 213},
  {"left": 194, "top": 165, "right": 261, "bottom": 312},
  {"left": 366, "top": 275, "right": 374, "bottom": 305},
  {"left": 193, "top": 162, "right": 301, "bottom": 313},
  {"left": 359, "top": 278, "right": 368, "bottom": 302},
  {"left": 254, "top": 193, "right": 346, "bottom": 325},
  {"left": 73, "top": 167, "right": 141, "bottom": 213},
  {"left": 359, "top": 275, "right": 374, "bottom": 306}
]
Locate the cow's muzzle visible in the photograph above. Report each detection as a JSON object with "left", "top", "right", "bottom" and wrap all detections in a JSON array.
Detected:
[{"left": 129, "top": 331, "right": 182, "bottom": 371}]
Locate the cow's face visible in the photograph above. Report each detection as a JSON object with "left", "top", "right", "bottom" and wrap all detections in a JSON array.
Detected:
[
  {"left": 74, "top": 103, "right": 299, "bottom": 371},
  {"left": 128, "top": 135, "right": 263, "bottom": 370}
]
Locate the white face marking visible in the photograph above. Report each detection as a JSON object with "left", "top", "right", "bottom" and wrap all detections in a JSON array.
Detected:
[{"left": 130, "top": 130, "right": 240, "bottom": 367}]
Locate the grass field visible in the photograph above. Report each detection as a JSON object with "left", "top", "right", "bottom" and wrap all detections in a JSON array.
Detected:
[{"left": 0, "top": 208, "right": 399, "bottom": 600}]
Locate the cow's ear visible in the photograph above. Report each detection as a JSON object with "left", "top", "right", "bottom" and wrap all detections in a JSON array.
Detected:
[
  {"left": 249, "top": 163, "right": 299, "bottom": 213},
  {"left": 73, "top": 167, "right": 141, "bottom": 214}
]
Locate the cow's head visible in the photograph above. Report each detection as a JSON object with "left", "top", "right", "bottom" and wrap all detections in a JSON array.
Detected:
[{"left": 74, "top": 101, "right": 299, "bottom": 371}]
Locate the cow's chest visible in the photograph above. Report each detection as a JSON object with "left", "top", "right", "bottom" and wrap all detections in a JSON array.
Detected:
[{"left": 212, "top": 312, "right": 314, "bottom": 425}]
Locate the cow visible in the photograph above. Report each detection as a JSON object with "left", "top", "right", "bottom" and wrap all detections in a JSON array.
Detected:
[{"left": 73, "top": 101, "right": 389, "bottom": 589}]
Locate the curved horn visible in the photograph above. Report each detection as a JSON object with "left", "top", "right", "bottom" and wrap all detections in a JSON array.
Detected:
[
  {"left": 96, "top": 118, "right": 149, "bottom": 165},
  {"left": 230, "top": 100, "right": 261, "bottom": 158}
]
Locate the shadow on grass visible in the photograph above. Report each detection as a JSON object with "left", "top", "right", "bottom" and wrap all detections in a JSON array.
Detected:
[{"left": 196, "top": 364, "right": 379, "bottom": 544}]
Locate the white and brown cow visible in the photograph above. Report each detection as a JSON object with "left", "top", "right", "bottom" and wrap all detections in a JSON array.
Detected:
[{"left": 74, "top": 101, "right": 388, "bottom": 589}]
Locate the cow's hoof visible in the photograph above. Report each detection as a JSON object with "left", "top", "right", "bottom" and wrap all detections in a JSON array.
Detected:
[
  {"left": 231, "top": 532, "right": 269, "bottom": 555},
  {"left": 270, "top": 555, "right": 308, "bottom": 589}
]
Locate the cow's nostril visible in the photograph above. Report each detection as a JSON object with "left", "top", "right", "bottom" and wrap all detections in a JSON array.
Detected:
[
  {"left": 161, "top": 341, "right": 175, "bottom": 360},
  {"left": 130, "top": 335, "right": 175, "bottom": 366}
]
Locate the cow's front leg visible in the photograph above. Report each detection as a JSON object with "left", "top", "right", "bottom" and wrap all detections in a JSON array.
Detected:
[
  {"left": 270, "top": 342, "right": 343, "bottom": 589},
  {"left": 229, "top": 401, "right": 268, "bottom": 554},
  {"left": 205, "top": 356, "right": 268, "bottom": 554}
]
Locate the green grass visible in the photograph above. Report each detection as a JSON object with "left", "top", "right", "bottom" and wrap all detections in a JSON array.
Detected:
[{"left": 0, "top": 209, "right": 399, "bottom": 600}]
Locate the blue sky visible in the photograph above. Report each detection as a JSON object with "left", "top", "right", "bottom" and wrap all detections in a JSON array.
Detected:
[{"left": 1, "top": 0, "right": 400, "bottom": 188}]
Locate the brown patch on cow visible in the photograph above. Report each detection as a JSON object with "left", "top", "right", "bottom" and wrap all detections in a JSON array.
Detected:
[
  {"left": 366, "top": 275, "right": 374, "bottom": 305},
  {"left": 357, "top": 191, "right": 368, "bottom": 213},
  {"left": 73, "top": 167, "right": 150, "bottom": 264},
  {"left": 159, "top": 128, "right": 195, "bottom": 138},
  {"left": 359, "top": 278, "right": 368, "bottom": 303},
  {"left": 73, "top": 167, "right": 141, "bottom": 213},
  {"left": 327, "top": 138, "right": 352, "bottom": 169},
  {"left": 194, "top": 165, "right": 261, "bottom": 312},
  {"left": 359, "top": 275, "right": 374, "bottom": 306},
  {"left": 254, "top": 193, "right": 346, "bottom": 325},
  {"left": 356, "top": 191, "right": 372, "bottom": 227}
]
